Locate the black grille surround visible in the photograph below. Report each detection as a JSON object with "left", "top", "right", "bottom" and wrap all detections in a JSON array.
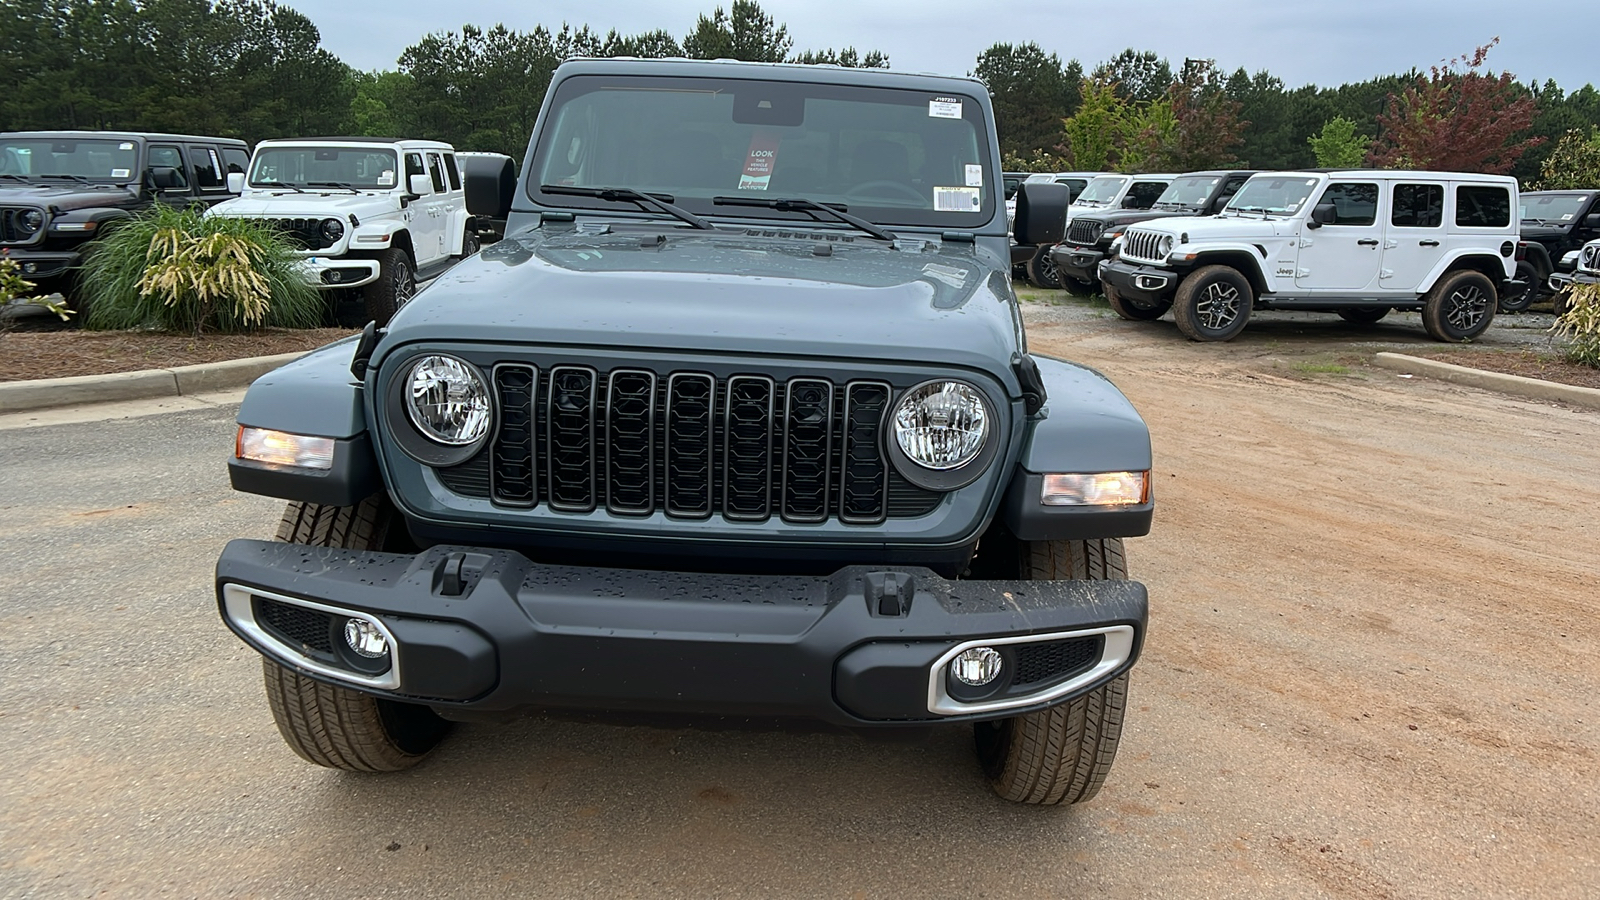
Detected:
[
  {"left": 425, "top": 356, "right": 980, "bottom": 525},
  {"left": 240, "top": 217, "right": 337, "bottom": 251},
  {"left": 1066, "top": 217, "right": 1105, "bottom": 247}
]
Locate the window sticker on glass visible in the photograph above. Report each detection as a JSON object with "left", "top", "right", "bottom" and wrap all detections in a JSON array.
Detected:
[
  {"left": 111, "top": 168, "right": 130, "bottom": 178},
  {"left": 934, "top": 186, "right": 980, "bottom": 211},
  {"left": 738, "top": 130, "right": 780, "bottom": 191},
  {"left": 379, "top": 170, "right": 395, "bottom": 186},
  {"left": 964, "top": 164, "right": 983, "bottom": 187},
  {"left": 929, "top": 98, "right": 962, "bottom": 119},
  {"left": 119, "top": 142, "right": 134, "bottom": 150}
]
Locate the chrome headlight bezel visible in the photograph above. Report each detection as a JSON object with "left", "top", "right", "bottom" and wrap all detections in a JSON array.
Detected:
[
  {"left": 320, "top": 217, "right": 345, "bottom": 242},
  {"left": 17, "top": 208, "right": 44, "bottom": 234},
  {"left": 885, "top": 379, "right": 1000, "bottom": 491},
  {"left": 385, "top": 353, "right": 494, "bottom": 467}
]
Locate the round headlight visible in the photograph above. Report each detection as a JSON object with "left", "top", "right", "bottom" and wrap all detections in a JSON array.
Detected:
[
  {"left": 321, "top": 217, "right": 345, "bottom": 242},
  {"left": 1157, "top": 234, "right": 1174, "bottom": 256},
  {"left": 893, "top": 381, "right": 989, "bottom": 471},
  {"left": 18, "top": 209, "right": 44, "bottom": 233},
  {"left": 404, "top": 355, "right": 491, "bottom": 446}
]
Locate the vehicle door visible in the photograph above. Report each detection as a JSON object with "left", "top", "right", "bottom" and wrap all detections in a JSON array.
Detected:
[
  {"left": 1381, "top": 182, "right": 1447, "bottom": 292},
  {"left": 422, "top": 151, "right": 455, "bottom": 265},
  {"left": 1448, "top": 182, "right": 1514, "bottom": 280},
  {"left": 144, "top": 144, "right": 193, "bottom": 204},
  {"left": 402, "top": 150, "right": 446, "bottom": 266},
  {"left": 184, "top": 143, "right": 233, "bottom": 206},
  {"left": 1295, "top": 180, "right": 1383, "bottom": 291}
]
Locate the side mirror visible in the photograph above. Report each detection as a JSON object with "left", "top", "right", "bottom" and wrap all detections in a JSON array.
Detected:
[
  {"left": 1308, "top": 203, "right": 1338, "bottom": 229},
  {"left": 1013, "top": 182, "right": 1071, "bottom": 245},
  {"left": 408, "top": 173, "right": 432, "bottom": 196},
  {"left": 1121, "top": 195, "right": 1141, "bottom": 209},
  {"left": 226, "top": 172, "right": 245, "bottom": 193},
  {"left": 148, "top": 166, "right": 183, "bottom": 190},
  {"left": 1584, "top": 214, "right": 1600, "bottom": 229}
]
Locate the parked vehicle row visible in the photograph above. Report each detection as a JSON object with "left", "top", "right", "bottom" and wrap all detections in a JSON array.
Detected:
[
  {"left": 1015, "top": 168, "right": 1534, "bottom": 343},
  {"left": 0, "top": 129, "right": 516, "bottom": 325}
]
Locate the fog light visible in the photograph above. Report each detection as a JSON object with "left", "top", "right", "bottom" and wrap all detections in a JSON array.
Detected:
[
  {"left": 951, "top": 647, "right": 1004, "bottom": 686},
  {"left": 22, "top": 263, "right": 37, "bottom": 274},
  {"left": 325, "top": 270, "right": 343, "bottom": 284},
  {"left": 343, "top": 617, "right": 389, "bottom": 658}
]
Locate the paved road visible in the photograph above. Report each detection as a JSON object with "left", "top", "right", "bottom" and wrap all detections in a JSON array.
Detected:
[{"left": 2, "top": 305, "right": 1597, "bottom": 898}]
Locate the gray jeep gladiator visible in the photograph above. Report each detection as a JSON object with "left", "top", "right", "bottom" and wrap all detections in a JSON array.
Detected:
[{"left": 216, "top": 59, "right": 1153, "bottom": 805}]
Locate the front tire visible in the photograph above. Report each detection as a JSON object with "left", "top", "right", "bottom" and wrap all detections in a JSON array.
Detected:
[
  {"left": 1106, "top": 284, "right": 1172, "bottom": 321},
  {"left": 363, "top": 247, "right": 416, "bottom": 327},
  {"left": 1025, "top": 245, "right": 1063, "bottom": 290},
  {"left": 262, "top": 496, "right": 449, "bottom": 772},
  {"left": 975, "top": 538, "right": 1131, "bottom": 805},
  {"left": 1173, "top": 265, "right": 1253, "bottom": 341},
  {"left": 1422, "top": 269, "right": 1496, "bottom": 342}
]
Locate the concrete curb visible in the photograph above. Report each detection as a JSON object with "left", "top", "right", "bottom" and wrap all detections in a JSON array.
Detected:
[
  {"left": 1372, "top": 352, "right": 1600, "bottom": 411},
  {"left": 0, "top": 350, "right": 306, "bottom": 413}
]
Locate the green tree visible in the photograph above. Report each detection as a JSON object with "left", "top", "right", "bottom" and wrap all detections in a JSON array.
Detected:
[
  {"left": 1368, "top": 39, "right": 1541, "bottom": 174},
  {"left": 682, "top": 0, "right": 791, "bottom": 62},
  {"left": 1060, "top": 79, "right": 1125, "bottom": 171},
  {"left": 1532, "top": 127, "right": 1600, "bottom": 190},
  {"left": 790, "top": 47, "right": 888, "bottom": 68},
  {"left": 1159, "top": 58, "right": 1247, "bottom": 171},
  {"left": 1092, "top": 49, "right": 1172, "bottom": 104},
  {"left": 972, "top": 42, "right": 1079, "bottom": 159},
  {"left": 1307, "top": 117, "right": 1371, "bottom": 167}
]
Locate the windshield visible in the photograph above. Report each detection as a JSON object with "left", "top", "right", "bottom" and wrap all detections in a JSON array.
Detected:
[
  {"left": 1226, "top": 176, "right": 1320, "bottom": 216},
  {"left": 1520, "top": 193, "right": 1588, "bottom": 224},
  {"left": 1157, "top": 175, "right": 1221, "bottom": 208},
  {"left": 1074, "top": 175, "right": 1128, "bottom": 205},
  {"left": 530, "top": 74, "right": 994, "bottom": 228},
  {"left": 249, "top": 146, "right": 399, "bottom": 189},
  {"left": 0, "top": 138, "right": 139, "bottom": 181}
]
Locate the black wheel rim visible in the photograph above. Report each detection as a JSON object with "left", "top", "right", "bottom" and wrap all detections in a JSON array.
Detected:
[
  {"left": 1039, "top": 255, "right": 1059, "bottom": 286},
  {"left": 1445, "top": 284, "right": 1488, "bottom": 331},
  {"left": 394, "top": 261, "right": 416, "bottom": 309},
  {"left": 1195, "top": 281, "right": 1242, "bottom": 331}
]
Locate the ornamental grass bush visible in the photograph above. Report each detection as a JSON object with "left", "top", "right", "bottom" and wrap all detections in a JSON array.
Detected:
[
  {"left": 1554, "top": 283, "right": 1600, "bottom": 369},
  {"left": 79, "top": 206, "right": 321, "bottom": 333}
]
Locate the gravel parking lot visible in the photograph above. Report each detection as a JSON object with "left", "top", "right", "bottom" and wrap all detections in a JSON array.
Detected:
[{"left": 1, "top": 301, "right": 1596, "bottom": 898}]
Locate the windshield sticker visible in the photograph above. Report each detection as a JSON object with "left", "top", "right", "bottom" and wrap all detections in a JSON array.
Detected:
[
  {"left": 929, "top": 98, "right": 963, "bottom": 119},
  {"left": 964, "top": 164, "right": 983, "bottom": 187},
  {"left": 1562, "top": 213, "right": 1574, "bottom": 220},
  {"left": 110, "top": 168, "right": 130, "bottom": 179},
  {"left": 934, "top": 186, "right": 981, "bottom": 212},
  {"left": 922, "top": 263, "right": 970, "bottom": 288},
  {"left": 1286, "top": 202, "right": 1300, "bottom": 212},
  {"left": 119, "top": 142, "right": 134, "bottom": 150},
  {"left": 738, "top": 130, "right": 780, "bottom": 191},
  {"left": 378, "top": 170, "right": 395, "bottom": 186}
]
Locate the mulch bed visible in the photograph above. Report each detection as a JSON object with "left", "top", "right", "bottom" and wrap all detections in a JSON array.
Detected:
[
  {"left": 0, "top": 328, "right": 357, "bottom": 382},
  {"left": 1406, "top": 348, "right": 1600, "bottom": 391}
]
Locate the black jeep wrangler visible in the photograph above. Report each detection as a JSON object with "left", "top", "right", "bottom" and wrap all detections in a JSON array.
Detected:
[
  {"left": 1514, "top": 189, "right": 1600, "bottom": 311},
  {"left": 1049, "top": 170, "right": 1255, "bottom": 297},
  {"left": 216, "top": 59, "right": 1153, "bottom": 805},
  {"left": 0, "top": 130, "right": 247, "bottom": 294}
]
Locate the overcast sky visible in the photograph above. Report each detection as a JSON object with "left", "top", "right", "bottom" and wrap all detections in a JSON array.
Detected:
[{"left": 294, "top": 0, "right": 1595, "bottom": 92}]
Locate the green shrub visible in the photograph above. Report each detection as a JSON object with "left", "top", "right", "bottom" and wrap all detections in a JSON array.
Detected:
[
  {"left": 1554, "top": 283, "right": 1600, "bottom": 369},
  {"left": 79, "top": 206, "right": 322, "bottom": 333}
]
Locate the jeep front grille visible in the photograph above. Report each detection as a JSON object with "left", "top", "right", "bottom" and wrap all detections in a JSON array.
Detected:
[
  {"left": 1121, "top": 229, "right": 1166, "bottom": 264},
  {"left": 240, "top": 217, "right": 334, "bottom": 251},
  {"left": 439, "top": 365, "right": 937, "bottom": 523},
  {"left": 1067, "top": 218, "right": 1104, "bottom": 246},
  {"left": 0, "top": 207, "right": 44, "bottom": 245}
]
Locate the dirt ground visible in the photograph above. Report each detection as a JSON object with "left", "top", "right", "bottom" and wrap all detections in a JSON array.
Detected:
[{"left": 0, "top": 327, "right": 355, "bottom": 381}]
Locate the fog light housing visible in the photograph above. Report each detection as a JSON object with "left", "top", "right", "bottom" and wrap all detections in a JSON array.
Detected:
[
  {"left": 952, "top": 647, "right": 1004, "bottom": 686},
  {"left": 343, "top": 617, "right": 389, "bottom": 659},
  {"left": 1041, "top": 471, "right": 1149, "bottom": 506}
]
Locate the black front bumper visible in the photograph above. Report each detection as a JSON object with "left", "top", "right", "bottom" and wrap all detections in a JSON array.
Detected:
[
  {"left": 1048, "top": 245, "right": 1104, "bottom": 285},
  {"left": 1100, "top": 259, "right": 1180, "bottom": 304},
  {"left": 216, "top": 540, "right": 1146, "bottom": 727},
  {"left": 1, "top": 248, "right": 78, "bottom": 280}
]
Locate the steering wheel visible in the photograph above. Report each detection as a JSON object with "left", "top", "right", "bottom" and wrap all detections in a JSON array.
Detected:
[{"left": 845, "top": 180, "right": 925, "bottom": 204}]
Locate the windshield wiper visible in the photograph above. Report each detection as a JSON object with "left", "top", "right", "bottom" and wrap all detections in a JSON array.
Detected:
[
  {"left": 711, "top": 195, "right": 896, "bottom": 242},
  {"left": 262, "top": 181, "right": 306, "bottom": 193},
  {"left": 541, "top": 185, "right": 712, "bottom": 230},
  {"left": 40, "top": 174, "right": 90, "bottom": 184},
  {"left": 0, "top": 174, "right": 33, "bottom": 182},
  {"left": 307, "top": 181, "right": 361, "bottom": 193}
]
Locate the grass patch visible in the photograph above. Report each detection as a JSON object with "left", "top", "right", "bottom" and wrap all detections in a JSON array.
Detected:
[{"left": 1291, "top": 361, "right": 1352, "bottom": 375}]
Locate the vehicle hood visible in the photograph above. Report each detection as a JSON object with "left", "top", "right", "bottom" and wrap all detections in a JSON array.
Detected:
[
  {"left": 1520, "top": 225, "right": 1569, "bottom": 241},
  {"left": 0, "top": 183, "right": 138, "bottom": 210},
  {"left": 1126, "top": 213, "right": 1298, "bottom": 241},
  {"left": 1076, "top": 208, "right": 1202, "bottom": 230},
  {"left": 208, "top": 191, "right": 399, "bottom": 218},
  {"left": 378, "top": 226, "right": 1021, "bottom": 378}
]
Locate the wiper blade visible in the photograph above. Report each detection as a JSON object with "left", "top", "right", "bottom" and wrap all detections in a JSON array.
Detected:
[
  {"left": 541, "top": 185, "right": 712, "bottom": 230},
  {"left": 307, "top": 181, "right": 360, "bottom": 193},
  {"left": 711, "top": 195, "right": 896, "bottom": 241},
  {"left": 262, "top": 181, "right": 307, "bottom": 193},
  {"left": 0, "top": 174, "right": 33, "bottom": 182},
  {"left": 40, "top": 174, "right": 89, "bottom": 184}
]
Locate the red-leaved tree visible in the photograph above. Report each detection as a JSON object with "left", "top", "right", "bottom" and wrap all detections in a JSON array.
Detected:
[{"left": 1367, "top": 39, "right": 1541, "bottom": 173}]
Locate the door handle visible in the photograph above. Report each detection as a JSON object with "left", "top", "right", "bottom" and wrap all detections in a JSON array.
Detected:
[
  {"left": 1419, "top": 239, "right": 1440, "bottom": 247},
  {"left": 1357, "top": 239, "right": 1380, "bottom": 246}
]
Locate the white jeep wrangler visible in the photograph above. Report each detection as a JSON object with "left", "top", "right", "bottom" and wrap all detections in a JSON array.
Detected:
[
  {"left": 207, "top": 138, "right": 512, "bottom": 325},
  {"left": 1549, "top": 239, "right": 1600, "bottom": 316},
  {"left": 1098, "top": 170, "right": 1521, "bottom": 342}
]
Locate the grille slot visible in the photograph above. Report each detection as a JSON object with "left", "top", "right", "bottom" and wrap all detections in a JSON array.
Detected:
[
  {"left": 254, "top": 598, "right": 335, "bottom": 655},
  {"left": 723, "top": 375, "right": 775, "bottom": 521},
  {"left": 1067, "top": 218, "right": 1104, "bottom": 246},
  {"left": 1122, "top": 229, "right": 1165, "bottom": 263},
  {"left": 546, "top": 366, "right": 597, "bottom": 512},
  {"left": 606, "top": 369, "right": 656, "bottom": 514},
  {"left": 1013, "top": 636, "right": 1103, "bottom": 687},
  {"left": 665, "top": 373, "right": 715, "bottom": 517},
  {"left": 840, "top": 382, "right": 891, "bottom": 523},
  {"left": 782, "top": 378, "right": 834, "bottom": 523},
  {"left": 491, "top": 364, "right": 537, "bottom": 506}
]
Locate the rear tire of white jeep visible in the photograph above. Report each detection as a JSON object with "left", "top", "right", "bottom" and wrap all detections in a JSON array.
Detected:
[
  {"left": 1106, "top": 284, "right": 1172, "bottom": 321},
  {"left": 975, "top": 539, "right": 1131, "bottom": 805},
  {"left": 1422, "top": 269, "right": 1497, "bottom": 342},
  {"left": 363, "top": 248, "right": 416, "bottom": 327},
  {"left": 261, "top": 496, "right": 449, "bottom": 772},
  {"left": 1173, "top": 265, "right": 1253, "bottom": 341}
]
